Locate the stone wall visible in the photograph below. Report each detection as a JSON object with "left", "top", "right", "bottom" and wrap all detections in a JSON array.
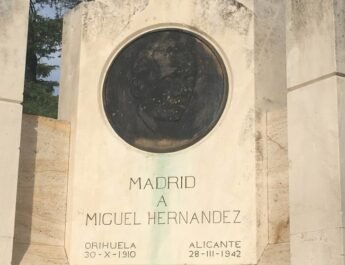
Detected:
[
  {"left": 258, "top": 109, "right": 290, "bottom": 265},
  {"left": 287, "top": 1, "right": 345, "bottom": 264},
  {"left": 12, "top": 114, "right": 70, "bottom": 265}
]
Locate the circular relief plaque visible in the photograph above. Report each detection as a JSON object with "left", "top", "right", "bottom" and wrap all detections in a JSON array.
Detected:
[{"left": 103, "top": 29, "right": 228, "bottom": 153}]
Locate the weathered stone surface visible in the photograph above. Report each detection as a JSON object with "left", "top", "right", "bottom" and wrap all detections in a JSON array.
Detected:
[
  {"left": 267, "top": 109, "right": 289, "bottom": 244},
  {"left": 0, "top": 102, "right": 23, "bottom": 238},
  {"left": 334, "top": 0, "right": 345, "bottom": 73},
  {"left": 288, "top": 76, "right": 345, "bottom": 265},
  {"left": 289, "top": 78, "right": 341, "bottom": 234},
  {"left": 258, "top": 243, "right": 290, "bottom": 265},
  {"left": 287, "top": 2, "right": 345, "bottom": 264},
  {"left": 0, "top": 1, "right": 29, "bottom": 264},
  {"left": 0, "top": 0, "right": 29, "bottom": 102},
  {"left": 58, "top": 5, "right": 83, "bottom": 122},
  {"left": 255, "top": 0, "right": 287, "bottom": 110},
  {"left": 256, "top": 110, "right": 268, "bottom": 258},
  {"left": 256, "top": 108, "right": 289, "bottom": 262},
  {"left": 287, "top": 0, "right": 336, "bottom": 88},
  {"left": 12, "top": 243, "right": 68, "bottom": 265},
  {"left": 0, "top": 101, "right": 23, "bottom": 265},
  {"left": 290, "top": 228, "right": 344, "bottom": 265},
  {"left": 13, "top": 114, "right": 70, "bottom": 265}
]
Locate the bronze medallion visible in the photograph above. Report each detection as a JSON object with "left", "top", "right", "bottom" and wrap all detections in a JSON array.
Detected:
[{"left": 103, "top": 29, "right": 228, "bottom": 153}]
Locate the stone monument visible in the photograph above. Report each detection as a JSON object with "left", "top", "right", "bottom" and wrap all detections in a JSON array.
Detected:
[
  {"left": 5, "top": 0, "right": 345, "bottom": 264},
  {"left": 59, "top": 1, "right": 286, "bottom": 264}
]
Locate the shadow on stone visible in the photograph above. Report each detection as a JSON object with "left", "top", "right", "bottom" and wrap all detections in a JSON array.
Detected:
[
  {"left": 12, "top": 114, "right": 38, "bottom": 265},
  {"left": 11, "top": 114, "right": 70, "bottom": 264}
]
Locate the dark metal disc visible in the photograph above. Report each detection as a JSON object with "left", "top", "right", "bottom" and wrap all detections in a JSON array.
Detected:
[{"left": 103, "top": 29, "right": 228, "bottom": 153}]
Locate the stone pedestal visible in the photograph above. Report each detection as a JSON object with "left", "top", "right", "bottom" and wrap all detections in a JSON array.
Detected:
[
  {"left": 0, "top": 0, "right": 29, "bottom": 264},
  {"left": 287, "top": 1, "right": 345, "bottom": 264}
]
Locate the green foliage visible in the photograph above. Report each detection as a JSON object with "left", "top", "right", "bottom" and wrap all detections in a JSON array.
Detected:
[
  {"left": 36, "top": 63, "right": 58, "bottom": 79},
  {"left": 24, "top": 0, "right": 80, "bottom": 118},
  {"left": 23, "top": 81, "right": 59, "bottom": 118},
  {"left": 28, "top": 15, "right": 62, "bottom": 60}
]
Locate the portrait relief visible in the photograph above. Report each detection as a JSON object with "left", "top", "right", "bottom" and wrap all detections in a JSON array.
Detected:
[{"left": 103, "top": 29, "right": 228, "bottom": 153}]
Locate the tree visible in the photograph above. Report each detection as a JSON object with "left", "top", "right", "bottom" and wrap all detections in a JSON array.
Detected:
[{"left": 24, "top": 0, "right": 81, "bottom": 118}]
